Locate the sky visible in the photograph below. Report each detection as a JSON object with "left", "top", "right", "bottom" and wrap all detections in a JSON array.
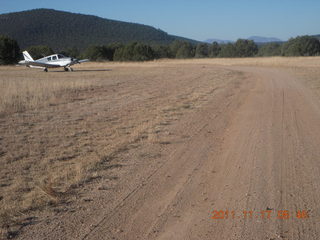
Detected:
[{"left": 1, "top": 0, "right": 320, "bottom": 41}]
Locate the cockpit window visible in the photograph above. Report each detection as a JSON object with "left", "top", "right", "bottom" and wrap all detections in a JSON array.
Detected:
[
  {"left": 52, "top": 56, "right": 57, "bottom": 60},
  {"left": 47, "top": 57, "right": 52, "bottom": 61},
  {"left": 58, "top": 54, "right": 64, "bottom": 59}
]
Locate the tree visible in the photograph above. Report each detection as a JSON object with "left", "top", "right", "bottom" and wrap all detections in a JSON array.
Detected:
[
  {"left": 219, "top": 43, "right": 237, "bottom": 58},
  {"left": 0, "top": 35, "right": 20, "bottom": 65},
  {"left": 281, "top": 36, "right": 320, "bottom": 56},
  {"left": 26, "top": 45, "right": 54, "bottom": 59},
  {"left": 132, "top": 43, "right": 155, "bottom": 61},
  {"left": 195, "top": 43, "right": 209, "bottom": 58},
  {"left": 257, "top": 43, "right": 282, "bottom": 56},
  {"left": 114, "top": 44, "right": 133, "bottom": 61},
  {"left": 209, "top": 42, "right": 221, "bottom": 57},
  {"left": 83, "top": 45, "right": 114, "bottom": 61},
  {"left": 176, "top": 42, "right": 194, "bottom": 59},
  {"left": 61, "top": 47, "right": 80, "bottom": 58},
  {"left": 113, "top": 42, "right": 155, "bottom": 61},
  {"left": 234, "top": 39, "right": 258, "bottom": 57},
  {"left": 169, "top": 40, "right": 183, "bottom": 57},
  {"left": 153, "top": 45, "right": 173, "bottom": 59}
]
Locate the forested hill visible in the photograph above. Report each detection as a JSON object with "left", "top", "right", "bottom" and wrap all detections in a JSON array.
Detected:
[{"left": 0, "top": 9, "right": 197, "bottom": 51}]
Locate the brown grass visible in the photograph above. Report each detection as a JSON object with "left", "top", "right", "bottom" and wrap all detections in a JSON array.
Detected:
[
  {"left": 0, "top": 67, "right": 96, "bottom": 115},
  {"left": 0, "top": 78, "right": 92, "bottom": 113},
  {"left": 0, "top": 62, "right": 241, "bottom": 238},
  {"left": 162, "top": 56, "right": 320, "bottom": 68},
  {"left": 1, "top": 58, "right": 320, "bottom": 238},
  {"left": 2, "top": 57, "right": 320, "bottom": 115}
]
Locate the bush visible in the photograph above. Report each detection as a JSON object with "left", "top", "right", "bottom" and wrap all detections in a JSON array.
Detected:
[
  {"left": 209, "top": 42, "right": 221, "bottom": 57},
  {"left": 234, "top": 39, "right": 258, "bottom": 57},
  {"left": 153, "top": 45, "right": 173, "bottom": 59},
  {"left": 281, "top": 36, "right": 320, "bottom": 56},
  {"left": 0, "top": 35, "right": 20, "bottom": 65},
  {"left": 114, "top": 42, "right": 155, "bottom": 61},
  {"left": 132, "top": 43, "right": 155, "bottom": 61},
  {"left": 83, "top": 45, "right": 115, "bottom": 61},
  {"left": 219, "top": 43, "right": 237, "bottom": 58},
  {"left": 175, "top": 42, "right": 195, "bottom": 59},
  {"left": 169, "top": 40, "right": 183, "bottom": 57},
  {"left": 61, "top": 47, "right": 80, "bottom": 58},
  {"left": 195, "top": 43, "right": 209, "bottom": 58},
  {"left": 258, "top": 43, "right": 282, "bottom": 56}
]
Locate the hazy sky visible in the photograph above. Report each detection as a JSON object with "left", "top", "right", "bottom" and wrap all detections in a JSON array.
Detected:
[{"left": 1, "top": 0, "right": 320, "bottom": 41}]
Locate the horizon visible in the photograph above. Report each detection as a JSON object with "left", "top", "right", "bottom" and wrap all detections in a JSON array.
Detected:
[{"left": 1, "top": 0, "right": 320, "bottom": 42}]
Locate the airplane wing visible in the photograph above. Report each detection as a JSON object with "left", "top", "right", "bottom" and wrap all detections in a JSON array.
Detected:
[{"left": 24, "top": 61, "right": 61, "bottom": 68}]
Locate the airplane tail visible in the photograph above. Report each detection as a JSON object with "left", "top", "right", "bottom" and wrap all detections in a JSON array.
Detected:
[{"left": 22, "top": 51, "right": 34, "bottom": 61}]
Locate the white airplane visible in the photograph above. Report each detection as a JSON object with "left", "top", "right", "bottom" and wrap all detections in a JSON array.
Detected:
[{"left": 18, "top": 51, "right": 89, "bottom": 72}]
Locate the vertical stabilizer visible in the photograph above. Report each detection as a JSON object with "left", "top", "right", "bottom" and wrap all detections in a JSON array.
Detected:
[{"left": 22, "top": 51, "right": 34, "bottom": 61}]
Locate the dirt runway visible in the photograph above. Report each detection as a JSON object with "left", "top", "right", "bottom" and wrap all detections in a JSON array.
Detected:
[
  {"left": 2, "top": 60, "right": 320, "bottom": 239},
  {"left": 83, "top": 67, "right": 320, "bottom": 240}
]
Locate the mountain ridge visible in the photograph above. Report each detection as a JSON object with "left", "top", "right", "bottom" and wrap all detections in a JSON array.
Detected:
[
  {"left": 205, "top": 38, "right": 232, "bottom": 44},
  {"left": 247, "top": 36, "right": 282, "bottom": 43},
  {"left": 0, "top": 9, "right": 198, "bottom": 51},
  {"left": 205, "top": 36, "right": 283, "bottom": 44}
]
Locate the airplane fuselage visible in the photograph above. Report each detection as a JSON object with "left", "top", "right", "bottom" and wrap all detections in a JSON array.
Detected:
[
  {"left": 36, "top": 54, "right": 75, "bottom": 67},
  {"left": 19, "top": 54, "right": 74, "bottom": 68},
  {"left": 18, "top": 51, "right": 88, "bottom": 72}
]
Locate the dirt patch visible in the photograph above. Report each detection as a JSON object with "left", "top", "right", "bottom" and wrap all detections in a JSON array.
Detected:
[
  {"left": 0, "top": 61, "right": 245, "bottom": 238},
  {"left": 1, "top": 58, "right": 320, "bottom": 239}
]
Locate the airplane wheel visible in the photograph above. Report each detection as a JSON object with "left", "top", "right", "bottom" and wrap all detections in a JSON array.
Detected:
[
  {"left": 44, "top": 68, "right": 48, "bottom": 72},
  {"left": 64, "top": 67, "right": 68, "bottom": 72}
]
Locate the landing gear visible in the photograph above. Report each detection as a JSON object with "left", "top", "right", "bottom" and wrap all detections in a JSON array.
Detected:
[
  {"left": 43, "top": 68, "right": 48, "bottom": 72},
  {"left": 64, "top": 66, "right": 73, "bottom": 72}
]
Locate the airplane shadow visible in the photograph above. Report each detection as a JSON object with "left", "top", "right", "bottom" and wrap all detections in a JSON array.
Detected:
[
  {"left": 50, "top": 69, "right": 112, "bottom": 73},
  {"left": 74, "top": 69, "right": 112, "bottom": 72}
]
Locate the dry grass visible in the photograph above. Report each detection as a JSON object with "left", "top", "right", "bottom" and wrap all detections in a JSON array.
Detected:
[
  {"left": 2, "top": 57, "right": 320, "bottom": 115},
  {"left": 1, "top": 58, "right": 320, "bottom": 238},
  {"left": 0, "top": 62, "right": 242, "bottom": 238},
  {"left": 0, "top": 78, "right": 92, "bottom": 113},
  {"left": 162, "top": 56, "right": 320, "bottom": 68},
  {"left": 0, "top": 68, "right": 95, "bottom": 115}
]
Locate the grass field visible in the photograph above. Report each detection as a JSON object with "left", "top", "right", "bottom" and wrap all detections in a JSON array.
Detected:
[
  {"left": 1, "top": 57, "right": 320, "bottom": 238},
  {"left": 0, "top": 60, "right": 243, "bottom": 237},
  {"left": 1, "top": 57, "right": 320, "bottom": 115}
]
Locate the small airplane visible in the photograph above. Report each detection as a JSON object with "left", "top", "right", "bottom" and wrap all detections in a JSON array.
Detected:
[{"left": 18, "top": 51, "right": 89, "bottom": 72}]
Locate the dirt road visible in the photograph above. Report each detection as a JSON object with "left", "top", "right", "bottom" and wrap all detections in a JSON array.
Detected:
[
  {"left": 81, "top": 67, "right": 320, "bottom": 240},
  {"left": 3, "top": 61, "right": 320, "bottom": 239}
]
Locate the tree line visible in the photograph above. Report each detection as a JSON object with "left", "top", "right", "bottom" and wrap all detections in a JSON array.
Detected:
[{"left": 1, "top": 35, "right": 320, "bottom": 65}]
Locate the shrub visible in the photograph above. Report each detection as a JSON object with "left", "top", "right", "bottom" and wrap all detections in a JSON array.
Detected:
[{"left": 0, "top": 35, "right": 20, "bottom": 64}]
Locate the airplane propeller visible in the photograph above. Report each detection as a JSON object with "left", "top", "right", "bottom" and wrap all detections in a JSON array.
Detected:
[{"left": 70, "top": 58, "right": 89, "bottom": 64}]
